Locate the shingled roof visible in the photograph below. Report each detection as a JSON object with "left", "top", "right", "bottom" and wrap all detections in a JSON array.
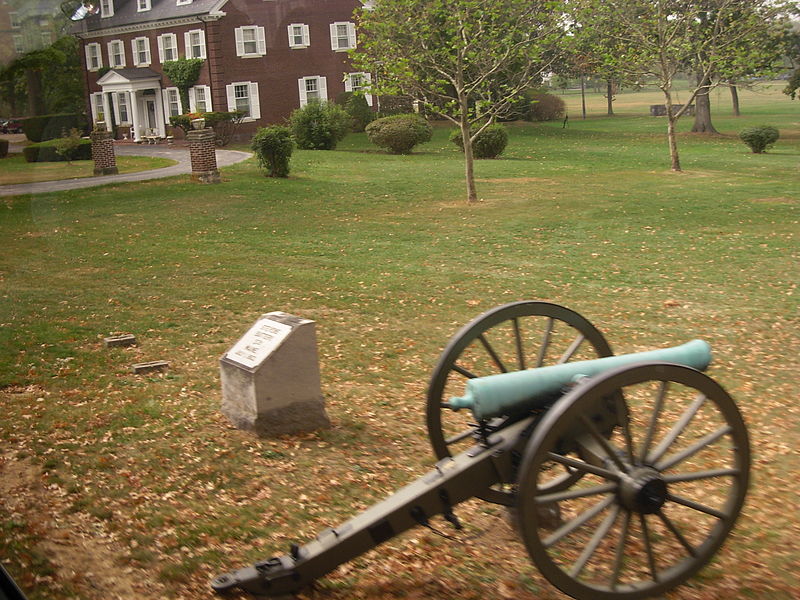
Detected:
[{"left": 75, "top": 0, "right": 226, "bottom": 33}]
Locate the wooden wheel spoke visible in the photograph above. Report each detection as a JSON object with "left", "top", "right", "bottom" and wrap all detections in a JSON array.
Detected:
[
  {"left": 570, "top": 505, "right": 620, "bottom": 577},
  {"left": 543, "top": 495, "right": 615, "bottom": 548},
  {"left": 451, "top": 363, "right": 477, "bottom": 379},
  {"left": 648, "top": 393, "right": 707, "bottom": 465},
  {"left": 656, "top": 425, "right": 732, "bottom": 471},
  {"left": 546, "top": 452, "right": 622, "bottom": 481},
  {"left": 512, "top": 317, "right": 525, "bottom": 370},
  {"left": 578, "top": 417, "right": 628, "bottom": 473},
  {"left": 639, "top": 514, "right": 659, "bottom": 582},
  {"left": 535, "top": 317, "right": 555, "bottom": 368},
  {"left": 663, "top": 468, "right": 739, "bottom": 483},
  {"left": 610, "top": 510, "right": 631, "bottom": 589},
  {"left": 478, "top": 333, "right": 508, "bottom": 373},
  {"left": 535, "top": 482, "right": 618, "bottom": 505},
  {"left": 657, "top": 509, "right": 697, "bottom": 557},
  {"left": 667, "top": 492, "right": 727, "bottom": 520},
  {"left": 557, "top": 333, "right": 585, "bottom": 364},
  {"left": 615, "top": 396, "right": 636, "bottom": 464},
  {"left": 639, "top": 380, "right": 669, "bottom": 464}
]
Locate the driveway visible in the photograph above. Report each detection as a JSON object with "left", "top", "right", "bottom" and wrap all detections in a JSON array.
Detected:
[{"left": 0, "top": 140, "right": 252, "bottom": 197}]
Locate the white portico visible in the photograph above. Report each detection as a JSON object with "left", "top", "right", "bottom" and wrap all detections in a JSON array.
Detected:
[{"left": 95, "top": 68, "right": 168, "bottom": 142}]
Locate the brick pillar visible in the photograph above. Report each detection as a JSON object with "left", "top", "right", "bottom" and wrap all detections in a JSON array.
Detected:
[
  {"left": 187, "top": 128, "right": 220, "bottom": 184},
  {"left": 90, "top": 130, "right": 118, "bottom": 176}
]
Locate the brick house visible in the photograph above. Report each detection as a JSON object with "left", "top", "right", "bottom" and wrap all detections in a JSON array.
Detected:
[{"left": 72, "top": 0, "right": 371, "bottom": 142}]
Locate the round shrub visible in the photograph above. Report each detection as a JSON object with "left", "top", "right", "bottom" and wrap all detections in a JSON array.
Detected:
[
  {"left": 289, "top": 101, "right": 350, "bottom": 150},
  {"left": 251, "top": 125, "right": 293, "bottom": 177},
  {"left": 450, "top": 124, "right": 508, "bottom": 159},
  {"left": 365, "top": 114, "right": 432, "bottom": 154},
  {"left": 528, "top": 91, "right": 566, "bottom": 122},
  {"left": 739, "top": 126, "right": 779, "bottom": 154}
]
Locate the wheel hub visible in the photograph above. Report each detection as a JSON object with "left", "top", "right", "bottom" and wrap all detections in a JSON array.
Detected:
[{"left": 619, "top": 467, "right": 667, "bottom": 514}]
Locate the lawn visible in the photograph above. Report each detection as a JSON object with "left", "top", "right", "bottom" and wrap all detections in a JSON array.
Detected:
[
  {"left": 0, "top": 83, "right": 797, "bottom": 600},
  {"left": 0, "top": 154, "right": 177, "bottom": 185}
]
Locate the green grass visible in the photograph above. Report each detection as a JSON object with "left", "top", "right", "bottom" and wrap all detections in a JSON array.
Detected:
[
  {"left": 0, "top": 83, "right": 797, "bottom": 599},
  {"left": 0, "top": 153, "right": 177, "bottom": 185}
]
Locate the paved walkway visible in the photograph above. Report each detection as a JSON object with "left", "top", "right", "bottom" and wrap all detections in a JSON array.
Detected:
[{"left": 0, "top": 142, "right": 252, "bottom": 197}]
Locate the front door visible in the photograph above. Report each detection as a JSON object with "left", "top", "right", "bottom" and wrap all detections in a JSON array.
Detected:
[{"left": 144, "top": 99, "right": 157, "bottom": 131}]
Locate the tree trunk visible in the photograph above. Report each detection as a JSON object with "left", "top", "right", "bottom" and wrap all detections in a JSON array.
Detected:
[
  {"left": 26, "top": 69, "right": 45, "bottom": 116},
  {"left": 606, "top": 80, "right": 614, "bottom": 116},
  {"left": 691, "top": 72, "right": 718, "bottom": 134},
  {"left": 459, "top": 95, "right": 477, "bottom": 203},
  {"left": 580, "top": 76, "right": 586, "bottom": 119},
  {"left": 664, "top": 90, "right": 681, "bottom": 172},
  {"left": 730, "top": 84, "right": 740, "bottom": 116}
]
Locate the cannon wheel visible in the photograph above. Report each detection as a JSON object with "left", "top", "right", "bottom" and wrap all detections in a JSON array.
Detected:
[
  {"left": 426, "top": 301, "right": 614, "bottom": 505},
  {"left": 516, "top": 363, "right": 750, "bottom": 600}
]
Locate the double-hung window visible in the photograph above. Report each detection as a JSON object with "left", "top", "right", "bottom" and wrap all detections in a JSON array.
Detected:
[
  {"left": 345, "top": 72, "right": 373, "bottom": 106},
  {"left": 185, "top": 29, "right": 206, "bottom": 59},
  {"left": 85, "top": 43, "right": 102, "bottom": 71},
  {"left": 137, "top": 0, "right": 151, "bottom": 11},
  {"left": 91, "top": 92, "right": 106, "bottom": 123},
  {"left": 330, "top": 22, "right": 356, "bottom": 51},
  {"left": 298, "top": 76, "right": 327, "bottom": 107},
  {"left": 226, "top": 82, "right": 260, "bottom": 120},
  {"left": 234, "top": 26, "right": 266, "bottom": 58},
  {"left": 287, "top": 24, "right": 310, "bottom": 48},
  {"left": 108, "top": 40, "right": 125, "bottom": 68},
  {"left": 115, "top": 92, "right": 130, "bottom": 124},
  {"left": 132, "top": 37, "right": 151, "bottom": 66},
  {"left": 163, "top": 87, "right": 182, "bottom": 118},
  {"left": 100, "top": 0, "right": 114, "bottom": 18},
  {"left": 157, "top": 33, "right": 178, "bottom": 62},
  {"left": 189, "top": 85, "right": 212, "bottom": 113}
]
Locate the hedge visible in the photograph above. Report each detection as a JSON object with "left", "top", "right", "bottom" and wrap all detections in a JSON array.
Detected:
[
  {"left": 23, "top": 138, "right": 92, "bottom": 163},
  {"left": 22, "top": 113, "right": 89, "bottom": 143}
]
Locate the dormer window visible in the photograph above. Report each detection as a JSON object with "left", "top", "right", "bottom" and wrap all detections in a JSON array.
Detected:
[
  {"left": 138, "top": 0, "right": 151, "bottom": 12},
  {"left": 100, "top": 0, "right": 114, "bottom": 18},
  {"left": 177, "top": 0, "right": 192, "bottom": 5}
]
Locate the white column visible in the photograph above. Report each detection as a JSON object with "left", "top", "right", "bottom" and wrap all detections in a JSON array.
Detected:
[
  {"left": 129, "top": 90, "right": 142, "bottom": 142},
  {"left": 153, "top": 87, "right": 166, "bottom": 138}
]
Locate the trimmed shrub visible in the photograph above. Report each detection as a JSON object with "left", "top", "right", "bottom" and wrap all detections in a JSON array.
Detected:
[
  {"left": 450, "top": 124, "right": 508, "bottom": 159},
  {"left": 22, "top": 113, "right": 88, "bottom": 143},
  {"left": 169, "top": 110, "right": 245, "bottom": 146},
  {"left": 23, "top": 138, "right": 92, "bottom": 163},
  {"left": 365, "top": 114, "right": 432, "bottom": 154},
  {"left": 52, "top": 128, "right": 84, "bottom": 163},
  {"left": 251, "top": 125, "right": 294, "bottom": 177},
  {"left": 289, "top": 101, "right": 351, "bottom": 150},
  {"left": 739, "top": 126, "right": 779, "bottom": 154},
  {"left": 0, "top": 139, "right": 8, "bottom": 159},
  {"left": 528, "top": 91, "right": 566, "bottom": 122},
  {"left": 336, "top": 91, "right": 374, "bottom": 132}
]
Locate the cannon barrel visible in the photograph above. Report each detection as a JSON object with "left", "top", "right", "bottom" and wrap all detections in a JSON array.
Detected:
[{"left": 446, "top": 339, "right": 711, "bottom": 420}]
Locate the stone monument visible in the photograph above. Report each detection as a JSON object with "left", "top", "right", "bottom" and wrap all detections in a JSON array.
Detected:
[{"left": 220, "top": 312, "right": 329, "bottom": 436}]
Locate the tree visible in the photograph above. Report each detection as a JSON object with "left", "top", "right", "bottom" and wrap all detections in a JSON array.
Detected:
[
  {"left": 352, "top": 0, "right": 565, "bottom": 203},
  {"left": 576, "top": 0, "right": 791, "bottom": 171}
]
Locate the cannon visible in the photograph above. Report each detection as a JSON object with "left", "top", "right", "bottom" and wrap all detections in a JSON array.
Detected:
[{"left": 212, "top": 301, "right": 750, "bottom": 600}]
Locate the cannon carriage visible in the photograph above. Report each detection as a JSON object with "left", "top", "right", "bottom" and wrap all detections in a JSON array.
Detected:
[{"left": 213, "top": 301, "right": 750, "bottom": 600}]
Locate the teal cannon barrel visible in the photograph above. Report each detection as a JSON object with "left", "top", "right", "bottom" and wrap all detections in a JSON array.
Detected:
[{"left": 446, "top": 339, "right": 711, "bottom": 420}]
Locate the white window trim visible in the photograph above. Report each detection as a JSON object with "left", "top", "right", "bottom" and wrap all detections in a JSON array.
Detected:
[
  {"left": 177, "top": 0, "right": 193, "bottom": 5},
  {"left": 330, "top": 22, "right": 356, "bottom": 51},
  {"left": 131, "top": 36, "right": 151, "bottom": 67},
  {"left": 85, "top": 43, "right": 102, "bottom": 71},
  {"left": 234, "top": 25, "right": 266, "bottom": 58},
  {"left": 137, "top": 0, "right": 151, "bottom": 12},
  {"left": 226, "top": 81, "right": 260, "bottom": 121},
  {"left": 107, "top": 40, "right": 126, "bottom": 68},
  {"left": 157, "top": 33, "right": 178, "bottom": 63},
  {"left": 345, "top": 72, "right": 373, "bottom": 107},
  {"left": 113, "top": 92, "right": 131, "bottom": 125},
  {"left": 298, "top": 76, "right": 328, "bottom": 107},
  {"left": 287, "top": 23, "right": 310, "bottom": 49},
  {"left": 100, "top": 0, "right": 114, "bottom": 18},
  {"left": 189, "top": 85, "right": 212, "bottom": 113},
  {"left": 185, "top": 29, "right": 206, "bottom": 59},
  {"left": 162, "top": 87, "right": 183, "bottom": 119}
]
